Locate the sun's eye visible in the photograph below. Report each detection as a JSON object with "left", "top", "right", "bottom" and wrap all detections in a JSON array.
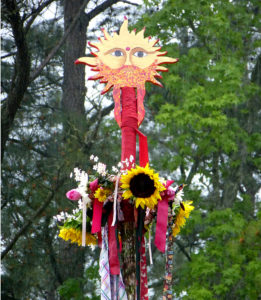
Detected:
[
  {"left": 111, "top": 50, "right": 124, "bottom": 57},
  {"left": 133, "top": 51, "right": 147, "bottom": 58}
]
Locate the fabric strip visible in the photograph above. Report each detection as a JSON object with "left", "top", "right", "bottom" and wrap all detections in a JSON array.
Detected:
[
  {"left": 108, "top": 211, "right": 120, "bottom": 275},
  {"left": 140, "top": 235, "right": 149, "bottom": 300},
  {"left": 136, "top": 129, "right": 149, "bottom": 167},
  {"left": 92, "top": 198, "right": 103, "bottom": 234},
  {"left": 155, "top": 195, "right": 169, "bottom": 253}
]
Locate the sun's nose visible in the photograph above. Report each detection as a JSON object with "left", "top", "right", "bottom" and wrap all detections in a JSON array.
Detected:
[{"left": 125, "top": 55, "right": 132, "bottom": 66}]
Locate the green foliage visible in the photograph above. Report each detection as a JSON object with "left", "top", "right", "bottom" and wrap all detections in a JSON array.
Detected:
[
  {"left": 57, "top": 263, "right": 100, "bottom": 300},
  {"left": 138, "top": 0, "right": 261, "bottom": 299},
  {"left": 58, "top": 278, "right": 84, "bottom": 300},
  {"left": 2, "top": 0, "right": 261, "bottom": 299},
  {"left": 175, "top": 212, "right": 261, "bottom": 299}
]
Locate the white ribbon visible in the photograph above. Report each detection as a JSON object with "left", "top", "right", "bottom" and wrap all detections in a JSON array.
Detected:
[
  {"left": 111, "top": 175, "right": 120, "bottom": 226},
  {"left": 148, "top": 227, "right": 153, "bottom": 265}
]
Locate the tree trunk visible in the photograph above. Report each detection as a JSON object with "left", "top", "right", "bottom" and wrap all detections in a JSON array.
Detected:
[
  {"left": 62, "top": 0, "right": 87, "bottom": 115},
  {"left": 1, "top": 0, "right": 31, "bottom": 159},
  {"left": 58, "top": 0, "right": 88, "bottom": 287}
]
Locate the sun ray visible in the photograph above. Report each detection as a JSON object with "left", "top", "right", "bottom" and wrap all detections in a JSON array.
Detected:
[{"left": 75, "top": 57, "right": 97, "bottom": 66}]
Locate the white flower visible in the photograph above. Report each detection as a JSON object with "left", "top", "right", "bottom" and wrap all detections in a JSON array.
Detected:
[
  {"left": 117, "top": 162, "right": 122, "bottom": 168},
  {"left": 70, "top": 172, "right": 73, "bottom": 178},
  {"left": 93, "top": 165, "right": 98, "bottom": 171},
  {"left": 82, "top": 195, "right": 91, "bottom": 205},
  {"left": 159, "top": 177, "right": 166, "bottom": 185},
  {"left": 90, "top": 154, "right": 94, "bottom": 160},
  {"left": 174, "top": 189, "right": 184, "bottom": 205},
  {"left": 112, "top": 166, "right": 119, "bottom": 173},
  {"left": 78, "top": 199, "right": 83, "bottom": 209},
  {"left": 97, "top": 162, "right": 107, "bottom": 176},
  {"left": 94, "top": 156, "right": 99, "bottom": 162}
]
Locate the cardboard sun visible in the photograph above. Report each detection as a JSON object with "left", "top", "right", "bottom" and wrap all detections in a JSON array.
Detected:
[{"left": 75, "top": 18, "right": 178, "bottom": 127}]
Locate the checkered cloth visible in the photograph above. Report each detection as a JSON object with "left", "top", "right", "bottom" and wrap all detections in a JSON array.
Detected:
[{"left": 99, "top": 225, "right": 127, "bottom": 300}]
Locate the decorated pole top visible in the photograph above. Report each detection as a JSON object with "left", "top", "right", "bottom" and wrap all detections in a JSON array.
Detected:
[{"left": 75, "top": 18, "right": 178, "bottom": 127}]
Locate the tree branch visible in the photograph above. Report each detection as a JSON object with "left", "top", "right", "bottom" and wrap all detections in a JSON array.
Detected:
[
  {"left": 43, "top": 217, "right": 63, "bottom": 285},
  {"left": 84, "top": 0, "right": 122, "bottom": 22},
  {"left": 30, "top": 0, "right": 90, "bottom": 82},
  {"left": 24, "top": 0, "right": 56, "bottom": 33},
  {"left": 1, "top": 175, "right": 65, "bottom": 260},
  {"left": 186, "top": 158, "right": 199, "bottom": 185},
  {"left": 9, "top": 138, "right": 51, "bottom": 157},
  {"left": 1, "top": 0, "right": 31, "bottom": 159},
  {"left": 120, "top": 0, "right": 139, "bottom": 6},
  {"left": 175, "top": 239, "right": 192, "bottom": 261}
]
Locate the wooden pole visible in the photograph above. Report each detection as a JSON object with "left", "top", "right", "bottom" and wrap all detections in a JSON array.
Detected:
[{"left": 120, "top": 87, "right": 137, "bottom": 299}]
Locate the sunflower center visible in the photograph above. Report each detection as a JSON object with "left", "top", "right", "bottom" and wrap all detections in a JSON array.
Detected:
[{"left": 129, "top": 173, "right": 156, "bottom": 198}]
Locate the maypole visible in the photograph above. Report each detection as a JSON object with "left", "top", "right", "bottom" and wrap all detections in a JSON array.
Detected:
[{"left": 55, "top": 18, "right": 195, "bottom": 300}]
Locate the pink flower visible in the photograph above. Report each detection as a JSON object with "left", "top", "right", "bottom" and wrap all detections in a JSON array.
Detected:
[
  {"left": 66, "top": 189, "right": 82, "bottom": 201},
  {"left": 89, "top": 178, "right": 99, "bottom": 192},
  {"left": 161, "top": 180, "right": 175, "bottom": 200}
]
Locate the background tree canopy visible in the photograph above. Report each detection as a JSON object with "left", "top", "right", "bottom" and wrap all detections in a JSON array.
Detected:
[{"left": 1, "top": 0, "right": 261, "bottom": 299}]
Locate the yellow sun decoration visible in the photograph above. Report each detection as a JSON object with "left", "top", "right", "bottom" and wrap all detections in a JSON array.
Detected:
[{"left": 76, "top": 18, "right": 178, "bottom": 127}]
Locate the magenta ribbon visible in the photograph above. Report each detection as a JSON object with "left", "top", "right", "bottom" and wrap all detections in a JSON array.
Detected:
[
  {"left": 155, "top": 180, "right": 175, "bottom": 253},
  {"left": 108, "top": 211, "right": 120, "bottom": 275},
  {"left": 91, "top": 198, "right": 103, "bottom": 234},
  {"left": 89, "top": 179, "right": 103, "bottom": 234}
]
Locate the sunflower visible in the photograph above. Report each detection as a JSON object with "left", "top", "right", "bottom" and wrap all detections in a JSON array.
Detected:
[
  {"left": 94, "top": 187, "right": 111, "bottom": 202},
  {"left": 120, "top": 164, "right": 165, "bottom": 209},
  {"left": 172, "top": 201, "right": 194, "bottom": 237},
  {"left": 59, "top": 228, "right": 97, "bottom": 246}
]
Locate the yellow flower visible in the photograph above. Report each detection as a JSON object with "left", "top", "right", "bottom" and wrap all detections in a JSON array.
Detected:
[
  {"left": 120, "top": 164, "right": 165, "bottom": 209},
  {"left": 59, "top": 228, "right": 97, "bottom": 246},
  {"left": 172, "top": 201, "right": 194, "bottom": 237},
  {"left": 94, "top": 187, "right": 111, "bottom": 202}
]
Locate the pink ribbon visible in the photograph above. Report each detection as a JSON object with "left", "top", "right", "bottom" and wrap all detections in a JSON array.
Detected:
[
  {"left": 108, "top": 211, "right": 120, "bottom": 275},
  {"left": 90, "top": 179, "right": 103, "bottom": 234},
  {"left": 91, "top": 198, "right": 103, "bottom": 234},
  {"left": 155, "top": 180, "right": 175, "bottom": 253}
]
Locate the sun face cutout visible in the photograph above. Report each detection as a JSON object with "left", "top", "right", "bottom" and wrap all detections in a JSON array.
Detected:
[{"left": 75, "top": 18, "right": 178, "bottom": 127}]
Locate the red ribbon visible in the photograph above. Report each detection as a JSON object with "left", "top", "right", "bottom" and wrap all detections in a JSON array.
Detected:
[
  {"left": 155, "top": 196, "right": 169, "bottom": 253},
  {"left": 91, "top": 198, "right": 103, "bottom": 234},
  {"left": 155, "top": 180, "right": 175, "bottom": 253},
  {"left": 136, "top": 129, "right": 149, "bottom": 167},
  {"left": 108, "top": 210, "right": 120, "bottom": 275}
]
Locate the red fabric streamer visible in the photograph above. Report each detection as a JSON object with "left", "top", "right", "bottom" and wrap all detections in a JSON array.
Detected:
[
  {"left": 98, "top": 231, "right": 102, "bottom": 248},
  {"left": 136, "top": 129, "right": 149, "bottom": 167},
  {"left": 121, "top": 87, "right": 137, "bottom": 164},
  {"left": 120, "top": 87, "right": 149, "bottom": 298},
  {"left": 155, "top": 196, "right": 169, "bottom": 253},
  {"left": 108, "top": 211, "right": 120, "bottom": 275},
  {"left": 155, "top": 180, "right": 175, "bottom": 253},
  {"left": 91, "top": 198, "right": 103, "bottom": 234}
]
